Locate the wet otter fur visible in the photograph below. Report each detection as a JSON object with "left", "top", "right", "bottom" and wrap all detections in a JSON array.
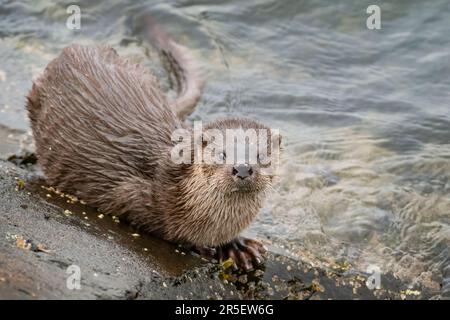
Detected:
[{"left": 26, "top": 23, "right": 280, "bottom": 270}]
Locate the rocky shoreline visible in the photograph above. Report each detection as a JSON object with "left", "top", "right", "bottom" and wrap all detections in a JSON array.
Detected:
[{"left": 0, "top": 159, "right": 439, "bottom": 299}]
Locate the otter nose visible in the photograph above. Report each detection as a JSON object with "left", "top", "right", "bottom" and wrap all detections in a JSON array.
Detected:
[{"left": 232, "top": 164, "right": 253, "bottom": 180}]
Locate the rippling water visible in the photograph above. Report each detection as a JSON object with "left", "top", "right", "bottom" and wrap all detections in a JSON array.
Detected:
[{"left": 0, "top": 0, "right": 448, "bottom": 297}]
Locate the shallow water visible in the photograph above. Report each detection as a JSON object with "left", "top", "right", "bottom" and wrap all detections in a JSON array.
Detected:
[{"left": 0, "top": 0, "right": 448, "bottom": 296}]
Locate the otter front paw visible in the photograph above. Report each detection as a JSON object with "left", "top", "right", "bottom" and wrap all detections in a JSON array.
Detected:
[{"left": 217, "top": 237, "right": 266, "bottom": 272}]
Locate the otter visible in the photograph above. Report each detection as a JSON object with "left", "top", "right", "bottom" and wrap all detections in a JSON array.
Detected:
[{"left": 26, "top": 20, "right": 280, "bottom": 271}]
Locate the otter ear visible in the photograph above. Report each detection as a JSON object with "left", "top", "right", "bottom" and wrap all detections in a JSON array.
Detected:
[
  {"left": 271, "top": 131, "right": 282, "bottom": 149},
  {"left": 201, "top": 131, "right": 211, "bottom": 149},
  {"left": 191, "top": 130, "right": 204, "bottom": 149},
  {"left": 202, "top": 129, "right": 224, "bottom": 148},
  {"left": 276, "top": 133, "right": 282, "bottom": 147}
]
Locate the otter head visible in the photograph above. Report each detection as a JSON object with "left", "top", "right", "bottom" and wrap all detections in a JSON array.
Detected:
[
  {"left": 198, "top": 117, "right": 281, "bottom": 195},
  {"left": 171, "top": 117, "right": 281, "bottom": 246}
]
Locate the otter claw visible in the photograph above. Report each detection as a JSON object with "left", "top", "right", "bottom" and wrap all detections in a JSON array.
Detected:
[
  {"left": 190, "top": 245, "right": 216, "bottom": 260},
  {"left": 217, "top": 237, "right": 266, "bottom": 271},
  {"left": 190, "top": 237, "right": 266, "bottom": 271}
]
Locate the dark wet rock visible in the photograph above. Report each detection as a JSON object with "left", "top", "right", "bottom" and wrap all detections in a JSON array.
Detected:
[
  {"left": 442, "top": 263, "right": 450, "bottom": 298},
  {"left": 0, "top": 125, "right": 25, "bottom": 159},
  {"left": 0, "top": 160, "right": 441, "bottom": 299},
  {"left": 7, "top": 151, "right": 37, "bottom": 167}
]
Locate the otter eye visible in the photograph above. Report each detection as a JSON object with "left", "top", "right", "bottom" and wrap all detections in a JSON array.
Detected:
[
  {"left": 257, "top": 154, "right": 266, "bottom": 163},
  {"left": 217, "top": 151, "right": 226, "bottom": 161}
]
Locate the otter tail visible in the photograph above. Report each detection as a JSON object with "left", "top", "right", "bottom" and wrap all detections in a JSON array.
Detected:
[{"left": 146, "top": 16, "right": 203, "bottom": 120}]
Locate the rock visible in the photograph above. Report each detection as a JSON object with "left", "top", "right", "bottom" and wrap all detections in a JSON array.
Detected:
[{"left": 0, "top": 160, "right": 437, "bottom": 299}]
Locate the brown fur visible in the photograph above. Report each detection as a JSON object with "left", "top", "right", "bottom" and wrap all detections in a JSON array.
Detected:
[{"left": 26, "top": 43, "right": 278, "bottom": 247}]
